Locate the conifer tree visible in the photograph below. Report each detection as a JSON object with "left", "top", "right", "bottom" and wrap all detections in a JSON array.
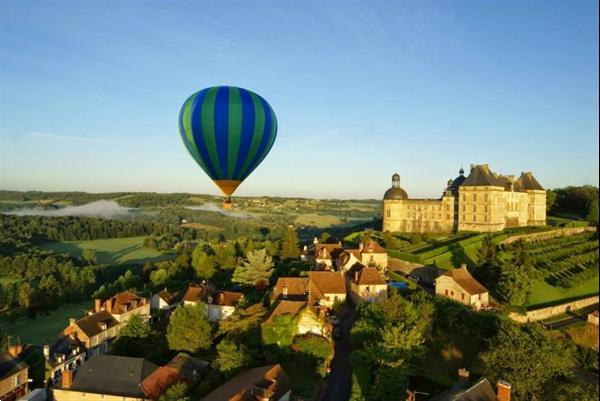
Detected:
[{"left": 280, "top": 225, "right": 300, "bottom": 260}]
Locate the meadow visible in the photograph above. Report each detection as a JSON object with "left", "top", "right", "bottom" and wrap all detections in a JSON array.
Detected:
[
  {"left": 39, "top": 236, "right": 172, "bottom": 265},
  {"left": 0, "top": 301, "right": 90, "bottom": 345}
]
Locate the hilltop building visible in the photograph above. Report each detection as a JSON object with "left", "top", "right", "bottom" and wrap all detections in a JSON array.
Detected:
[{"left": 382, "top": 164, "right": 546, "bottom": 233}]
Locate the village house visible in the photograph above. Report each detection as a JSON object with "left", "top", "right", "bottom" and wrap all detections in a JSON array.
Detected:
[
  {"left": 201, "top": 364, "right": 291, "bottom": 401},
  {"left": 346, "top": 264, "right": 388, "bottom": 304},
  {"left": 435, "top": 264, "right": 490, "bottom": 310},
  {"left": 43, "top": 334, "right": 86, "bottom": 385},
  {"left": 96, "top": 291, "right": 151, "bottom": 323},
  {"left": 429, "top": 369, "right": 512, "bottom": 401},
  {"left": 150, "top": 288, "right": 183, "bottom": 312},
  {"left": 0, "top": 345, "right": 28, "bottom": 401},
  {"left": 181, "top": 283, "right": 244, "bottom": 322},
  {"left": 337, "top": 240, "right": 389, "bottom": 273},
  {"left": 52, "top": 355, "right": 159, "bottom": 401},
  {"left": 267, "top": 272, "right": 346, "bottom": 336},
  {"left": 63, "top": 311, "right": 119, "bottom": 357}
]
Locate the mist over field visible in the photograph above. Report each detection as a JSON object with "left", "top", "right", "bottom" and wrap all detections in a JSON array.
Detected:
[
  {"left": 185, "top": 203, "right": 250, "bottom": 219},
  {"left": 5, "top": 200, "right": 135, "bottom": 219}
]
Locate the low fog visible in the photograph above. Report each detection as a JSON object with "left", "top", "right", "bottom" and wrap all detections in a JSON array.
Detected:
[{"left": 6, "top": 200, "right": 135, "bottom": 219}]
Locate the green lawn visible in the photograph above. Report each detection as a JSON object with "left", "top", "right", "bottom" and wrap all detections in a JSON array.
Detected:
[
  {"left": 0, "top": 301, "right": 90, "bottom": 345},
  {"left": 39, "top": 236, "right": 172, "bottom": 265},
  {"left": 527, "top": 278, "right": 599, "bottom": 308}
]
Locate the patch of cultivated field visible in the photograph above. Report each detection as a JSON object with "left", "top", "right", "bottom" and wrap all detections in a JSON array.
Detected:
[
  {"left": 0, "top": 301, "right": 90, "bottom": 345},
  {"left": 294, "top": 214, "right": 342, "bottom": 228},
  {"left": 39, "top": 236, "right": 172, "bottom": 265}
]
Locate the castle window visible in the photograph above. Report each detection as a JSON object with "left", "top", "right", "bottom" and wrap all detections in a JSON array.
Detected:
[
  {"left": 462, "top": 205, "right": 465, "bottom": 212},
  {"left": 386, "top": 209, "right": 390, "bottom": 217},
  {"left": 472, "top": 205, "right": 476, "bottom": 212},
  {"left": 462, "top": 214, "right": 465, "bottom": 221},
  {"left": 484, "top": 194, "right": 488, "bottom": 203},
  {"left": 484, "top": 215, "right": 488, "bottom": 222},
  {"left": 484, "top": 205, "right": 488, "bottom": 213},
  {"left": 473, "top": 215, "right": 476, "bottom": 222},
  {"left": 473, "top": 194, "right": 477, "bottom": 202}
]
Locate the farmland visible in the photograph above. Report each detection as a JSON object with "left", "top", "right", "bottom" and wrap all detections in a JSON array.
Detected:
[{"left": 39, "top": 236, "right": 173, "bottom": 265}]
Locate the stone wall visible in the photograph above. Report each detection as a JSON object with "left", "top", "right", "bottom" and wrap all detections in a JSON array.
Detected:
[
  {"left": 501, "top": 226, "right": 595, "bottom": 246},
  {"left": 509, "top": 296, "right": 599, "bottom": 323}
]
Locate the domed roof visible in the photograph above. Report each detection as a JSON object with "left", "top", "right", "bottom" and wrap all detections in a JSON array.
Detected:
[
  {"left": 384, "top": 186, "right": 408, "bottom": 200},
  {"left": 392, "top": 173, "right": 400, "bottom": 181}
]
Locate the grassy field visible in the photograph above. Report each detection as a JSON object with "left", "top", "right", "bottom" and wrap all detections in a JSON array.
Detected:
[
  {"left": 294, "top": 213, "right": 342, "bottom": 228},
  {"left": 39, "top": 236, "right": 172, "bottom": 265},
  {"left": 527, "top": 278, "right": 599, "bottom": 308},
  {"left": 0, "top": 301, "right": 90, "bottom": 345}
]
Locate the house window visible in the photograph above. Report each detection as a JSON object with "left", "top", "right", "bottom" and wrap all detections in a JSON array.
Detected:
[
  {"left": 445, "top": 290, "right": 448, "bottom": 296},
  {"left": 386, "top": 209, "right": 391, "bottom": 217},
  {"left": 450, "top": 291, "right": 454, "bottom": 296},
  {"left": 461, "top": 294, "right": 465, "bottom": 301},
  {"left": 479, "top": 294, "right": 482, "bottom": 300},
  {"left": 370, "top": 255, "right": 373, "bottom": 262},
  {"left": 13, "top": 374, "right": 21, "bottom": 387}
]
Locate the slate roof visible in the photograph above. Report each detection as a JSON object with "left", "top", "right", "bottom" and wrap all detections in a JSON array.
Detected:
[
  {"left": 383, "top": 186, "right": 408, "bottom": 200},
  {"left": 430, "top": 378, "right": 499, "bottom": 401},
  {"left": 73, "top": 310, "right": 119, "bottom": 338},
  {"left": 166, "top": 353, "right": 209, "bottom": 383},
  {"left": 516, "top": 172, "right": 544, "bottom": 191},
  {"left": 461, "top": 165, "right": 504, "bottom": 187},
  {"left": 440, "top": 266, "right": 488, "bottom": 295},
  {"left": 139, "top": 366, "right": 180, "bottom": 400},
  {"left": 65, "top": 355, "right": 158, "bottom": 397},
  {"left": 47, "top": 335, "right": 85, "bottom": 367},
  {"left": 0, "top": 352, "right": 28, "bottom": 379},
  {"left": 201, "top": 364, "right": 290, "bottom": 401}
]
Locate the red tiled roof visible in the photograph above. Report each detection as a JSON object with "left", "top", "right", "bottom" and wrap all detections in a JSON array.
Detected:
[
  {"left": 183, "top": 284, "right": 213, "bottom": 302},
  {"left": 265, "top": 300, "right": 307, "bottom": 323},
  {"left": 211, "top": 291, "right": 243, "bottom": 307},
  {"left": 272, "top": 277, "right": 308, "bottom": 300},
  {"left": 309, "top": 271, "right": 346, "bottom": 295},
  {"left": 140, "top": 366, "right": 181, "bottom": 400},
  {"left": 350, "top": 266, "right": 387, "bottom": 286},
  {"left": 201, "top": 365, "right": 290, "bottom": 401},
  {"left": 102, "top": 291, "right": 147, "bottom": 315},
  {"left": 359, "top": 240, "right": 386, "bottom": 254}
]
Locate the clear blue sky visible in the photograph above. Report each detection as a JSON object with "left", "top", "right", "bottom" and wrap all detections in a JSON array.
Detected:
[{"left": 1, "top": 0, "right": 598, "bottom": 199}]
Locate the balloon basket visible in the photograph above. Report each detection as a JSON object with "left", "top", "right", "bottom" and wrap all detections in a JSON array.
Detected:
[{"left": 222, "top": 199, "right": 234, "bottom": 210}]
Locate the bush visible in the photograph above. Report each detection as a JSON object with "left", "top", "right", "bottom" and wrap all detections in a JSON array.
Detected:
[{"left": 293, "top": 334, "right": 333, "bottom": 361}]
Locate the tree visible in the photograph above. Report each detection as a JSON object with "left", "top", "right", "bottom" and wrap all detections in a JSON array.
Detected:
[
  {"left": 232, "top": 249, "right": 274, "bottom": 287},
  {"left": 82, "top": 248, "right": 96, "bottom": 264},
  {"left": 159, "top": 382, "right": 190, "bottom": 401},
  {"left": 479, "top": 321, "right": 575, "bottom": 400},
  {"left": 192, "top": 246, "right": 215, "bottom": 281},
  {"left": 497, "top": 252, "right": 535, "bottom": 307},
  {"left": 586, "top": 199, "right": 599, "bottom": 226},
  {"left": 280, "top": 226, "right": 300, "bottom": 260},
  {"left": 166, "top": 305, "right": 212, "bottom": 353},
  {"left": 215, "top": 338, "right": 249, "bottom": 376},
  {"left": 112, "top": 314, "right": 151, "bottom": 356},
  {"left": 17, "top": 282, "right": 31, "bottom": 309}
]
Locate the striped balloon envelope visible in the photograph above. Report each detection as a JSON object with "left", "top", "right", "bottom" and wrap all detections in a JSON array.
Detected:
[{"left": 178, "top": 86, "right": 277, "bottom": 205}]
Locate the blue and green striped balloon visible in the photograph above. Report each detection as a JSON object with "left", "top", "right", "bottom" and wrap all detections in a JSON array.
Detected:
[{"left": 178, "top": 86, "right": 277, "bottom": 199}]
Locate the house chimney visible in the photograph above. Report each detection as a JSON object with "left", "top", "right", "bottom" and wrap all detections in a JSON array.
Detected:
[
  {"left": 355, "top": 271, "right": 360, "bottom": 282},
  {"left": 218, "top": 293, "right": 225, "bottom": 304},
  {"left": 458, "top": 368, "right": 470, "bottom": 386},
  {"left": 69, "top": 318, "right": 76, "bottom": 326},
  {"left": 43, "top": 344, "right": 50, "bottom": 359},
  {"left": 460, "top": 263, "right": 467, "bottom": 270},
  {"left": 497, "top": 381, "right": 511, "bottom": 401},
  {"left": 313, "top": 237, "right": 319, "bottom": 244},
  {"left": 62, "top": 370, "right": 73, "bottom": 389},
  {"left": 7, "top": 344, "right": 23, "bottom": 358},
  {"left": 94, "top": 299, "right": 101, "bottom": 312},
  {"left": 282, "top": 285, "right": 288, "bottom": 299},
  {"left": 105, "top": 299, "right": 112, "bottom": 313}
]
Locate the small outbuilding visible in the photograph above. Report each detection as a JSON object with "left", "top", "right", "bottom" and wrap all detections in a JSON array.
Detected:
[{"left": 435, "top": 264, "right": 489, "bottom": 310}]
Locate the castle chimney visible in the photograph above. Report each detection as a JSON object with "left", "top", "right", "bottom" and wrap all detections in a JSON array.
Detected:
[
  {"left": 94, "top": 299, "right": 101, "bottom": 313},
  {"left": 458, "top": 368, "right": 470, "bottom": 387},
  {"left": 43, "top": 344, "right": 50, "bottom": 359},
  {"left": 497, "top": 381, "right": 511, "bottom": 401},
  {"left": 62, "top": 370, "right": 73, "bottom": 389}
]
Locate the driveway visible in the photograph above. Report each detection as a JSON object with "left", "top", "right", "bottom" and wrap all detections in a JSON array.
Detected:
[{"left": 321, "top": 304, "right": 356, "bottom": 401}]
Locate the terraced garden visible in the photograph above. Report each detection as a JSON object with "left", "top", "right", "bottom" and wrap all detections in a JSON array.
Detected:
[{"left": 518, "top": 232, "right": 599, "bottom": 307}]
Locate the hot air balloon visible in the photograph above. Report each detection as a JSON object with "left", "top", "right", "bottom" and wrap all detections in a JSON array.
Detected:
[{"left": 178, "top": 86, "right": 277, "bottom": 209}]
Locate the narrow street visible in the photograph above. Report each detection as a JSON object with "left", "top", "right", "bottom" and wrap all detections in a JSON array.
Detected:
[{"left": 321, "top": 305, "right": 356, "bottom": 401}]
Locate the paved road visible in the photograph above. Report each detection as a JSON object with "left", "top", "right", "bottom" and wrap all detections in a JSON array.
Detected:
[{"left": 321, "top": 306, "right": 356, "bottom": 401}]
